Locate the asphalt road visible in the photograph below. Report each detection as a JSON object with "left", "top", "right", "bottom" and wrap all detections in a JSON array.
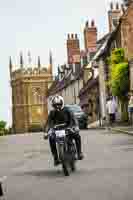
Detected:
[{"left": 0, "top": 129, "right": 133, "bottom": 200}]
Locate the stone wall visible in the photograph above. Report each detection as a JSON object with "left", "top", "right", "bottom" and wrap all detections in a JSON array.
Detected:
[{"left": 10, "top": 66, "right": 53, "bottom": 133}]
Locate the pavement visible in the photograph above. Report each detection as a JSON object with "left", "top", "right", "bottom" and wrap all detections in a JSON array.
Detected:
[
  {"left": 0, "top": 130, "right": 133, "bottom": 199},
  {"left": 110, "top": 127, "right": 133, "bottom": 136},
  {"left": 87, "top": 121, "right": 133, "bottom": 135}
]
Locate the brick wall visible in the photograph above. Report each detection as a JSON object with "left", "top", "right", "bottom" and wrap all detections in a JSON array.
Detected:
[
  {"left": 67, "top": 34, "right": 80, "bottom": 64},
  {"left": 84, "top": 20, "right": 97, "bottom": 53}
]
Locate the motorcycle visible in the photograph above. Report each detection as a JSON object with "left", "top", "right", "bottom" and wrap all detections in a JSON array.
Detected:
[{"left": 51, "top": 124, "right": 77, "bottom": 176}]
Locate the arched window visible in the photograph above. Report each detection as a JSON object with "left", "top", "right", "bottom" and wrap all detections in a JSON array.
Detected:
[{"left": 32, "top": 87, "right": 42, "bottom": 104}]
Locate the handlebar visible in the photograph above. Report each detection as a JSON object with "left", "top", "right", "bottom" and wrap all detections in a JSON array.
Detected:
[{"left": 54, "top": 123, "right": 66, "bottom": 129}]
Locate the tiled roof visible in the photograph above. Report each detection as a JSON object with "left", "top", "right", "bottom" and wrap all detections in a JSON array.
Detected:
[
  {"left": 79, "top": 77, "right": 99, "bottom": 97},
  {"left": 95, "top": 30, "right": 118, "bottom": 60},
  {"left": 48, "top": 31, "right": 112, "bottom": 97},
  {"left": 48, "top": 66, "right": 84, "bottom": 96}
]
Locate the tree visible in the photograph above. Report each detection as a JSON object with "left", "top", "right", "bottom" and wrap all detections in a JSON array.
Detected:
[
  {"left": 0, "top": 121, "right": 6, "bottom": 130},
  {"left": 108, "top": 48, "right": 129, "bottom": 121},
  {"left": 0, "top": 121, "right": 7, "bottom": 136}
]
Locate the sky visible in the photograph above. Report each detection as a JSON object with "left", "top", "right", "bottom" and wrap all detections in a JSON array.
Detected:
[{"left": 0, "top": 0, "right": 122, "bottom": 126}]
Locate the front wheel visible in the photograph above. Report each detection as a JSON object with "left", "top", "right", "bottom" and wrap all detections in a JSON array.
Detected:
[
  {"left": 58, "top": 143, "right": 65, "bottom": 161},
  {"left": 58, "top": 143, "right": 70, "bottom": 176}
]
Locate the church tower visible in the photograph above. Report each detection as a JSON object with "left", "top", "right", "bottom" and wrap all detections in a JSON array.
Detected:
[{"left": 9, "top": 52, "right": 53, "bottom": 133}]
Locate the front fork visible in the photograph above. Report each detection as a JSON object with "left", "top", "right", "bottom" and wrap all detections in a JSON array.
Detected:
[{"left": 57, "top": 139, "right": 69, "bottom": 161}]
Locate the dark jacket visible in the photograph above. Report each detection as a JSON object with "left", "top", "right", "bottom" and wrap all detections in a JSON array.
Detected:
[{"left": 46, "top": 107, "right": 78, "bottom": 132}]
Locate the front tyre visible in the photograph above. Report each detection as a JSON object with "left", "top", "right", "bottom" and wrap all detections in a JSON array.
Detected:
[
  {"left": 58, "top": 143, "right": 65, "bottom": 161},
  {"left": 58, "top": 143, "right": 70, "bottom": 176}
]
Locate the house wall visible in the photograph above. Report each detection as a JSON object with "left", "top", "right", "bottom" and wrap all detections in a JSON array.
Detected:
[
  {"left": 120, "top": 3, "right": 133, "bottom": 60},
  {"left": 55, "top": 79, "right": 83, "bottom": 106}
]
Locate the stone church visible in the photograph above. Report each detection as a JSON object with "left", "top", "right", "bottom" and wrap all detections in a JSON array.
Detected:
[{"left": 9, "top": 52, "right": 53, "bottom": 133}]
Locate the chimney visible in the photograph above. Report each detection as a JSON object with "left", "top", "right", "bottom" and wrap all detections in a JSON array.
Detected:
[
  {"left": 108, "top": 2, "right": 122, "bottom": 32},
  {"left": 116, "top": 2, "right": 119, "bottom": 9},
  {"left": 71, "top": 33, "right": 74, "bottom": 39},
  {"left": 84, "top": 20, "right": 97, "bottom": 53},
  {"left": 121, "top": 4, "right": 126, "bottom": 14},
  {"left": 75, "top": 34, "right": 78, "bottom": 39},
  {"left": 66, "top": 33, "right": 80, "bottom": 64},
  {"left": 110, "top": 2, "right": 113, "bottom": 10},
  {"left": 123, "top": 0, "right": 133, "bottom": 7}
]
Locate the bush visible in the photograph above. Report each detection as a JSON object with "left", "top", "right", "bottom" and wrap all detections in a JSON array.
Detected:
[
  {"left": 108, "top": 48, "right": 129, "bottom": 121},
  {"left": 0, "top": 120, "right": 6, "bottom": 130},
  {"left": 110, "top": 62, "right": 129, "bottom": 99},
  {"left": 0, "top": 121, "right": 13, "bottom": 136},
  {"left": 0, "top": 120, "right": 7, "bottom": 136}
]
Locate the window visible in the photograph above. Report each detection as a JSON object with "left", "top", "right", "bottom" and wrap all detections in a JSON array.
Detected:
[{"left": 32, "top": 87, "right": 42, "bottom": 104}]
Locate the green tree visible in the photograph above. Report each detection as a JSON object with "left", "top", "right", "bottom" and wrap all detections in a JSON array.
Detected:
[
  {"left": 108, "top": 48, "right": 129, "bottom": 121},
  {"left": 0, "top": 120, "right": 7, "bottom": 136}
]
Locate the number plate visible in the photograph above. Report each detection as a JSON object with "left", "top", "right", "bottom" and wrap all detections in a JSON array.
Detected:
[{"left": 55, "top": 130, "right": 66, "bottom": 137}]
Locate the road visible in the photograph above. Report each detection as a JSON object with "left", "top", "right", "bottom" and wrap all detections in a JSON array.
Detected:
[{"left": 0, "top": 129, "right": 133, "bottom": 200}]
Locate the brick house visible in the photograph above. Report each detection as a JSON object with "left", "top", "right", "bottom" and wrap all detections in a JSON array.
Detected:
[
  {"left": 47, "top": 33, "right": 87, "bottom": 108},
  {"left": 95, "top": 2, "right": 133, "bottom": 122}
]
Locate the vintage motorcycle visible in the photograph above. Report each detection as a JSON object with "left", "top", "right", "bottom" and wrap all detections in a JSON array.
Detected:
[{"left": 50, "top": 124, "right": 77, "bottom": 176}]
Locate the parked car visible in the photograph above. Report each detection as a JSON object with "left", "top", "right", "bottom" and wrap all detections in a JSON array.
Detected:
[{"left": 64, "top": 104, "right": 88, "bottom": 129}]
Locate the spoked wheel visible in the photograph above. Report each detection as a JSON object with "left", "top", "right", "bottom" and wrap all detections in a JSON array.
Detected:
[
  {"left": 69, "top": 142, "right": 76, "bottom": 172},
  {"left": 58, "top": 144, "right": 70, "bottom": 176}
]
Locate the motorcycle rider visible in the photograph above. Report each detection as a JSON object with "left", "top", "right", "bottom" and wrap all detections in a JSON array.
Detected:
[{"left": 44, "top": 95, "right": 84, "bottom": 166}]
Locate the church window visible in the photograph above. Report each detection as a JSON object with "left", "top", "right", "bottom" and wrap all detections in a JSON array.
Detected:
[{"left": 32, "top": 87, "right": 42, "bottom": 104}]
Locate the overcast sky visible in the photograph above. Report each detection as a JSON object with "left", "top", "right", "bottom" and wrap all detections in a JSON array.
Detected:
[{"left": 0, "top": 0, "right": 122, "bottom": 126}]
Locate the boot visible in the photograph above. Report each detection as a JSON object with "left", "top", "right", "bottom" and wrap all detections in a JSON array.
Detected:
[{"left": 54, "top": 157, "right": 60, "bottom": 166}]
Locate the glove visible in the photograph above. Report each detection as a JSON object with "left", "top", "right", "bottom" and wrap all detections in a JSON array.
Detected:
[
  {"left": 48, "top": 128, "right": 54, "bottom": 136},
  {"left": 73, "top": 126, "right": 80, "bottom": 133}
]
